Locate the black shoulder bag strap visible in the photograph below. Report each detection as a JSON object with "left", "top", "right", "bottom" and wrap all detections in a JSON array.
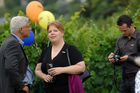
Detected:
[
  {"left": 66, "top": 48, "right": 71, "bottom": 65},
  {"left": 66, "top": 45, "right": 91, "bottom": 83}
]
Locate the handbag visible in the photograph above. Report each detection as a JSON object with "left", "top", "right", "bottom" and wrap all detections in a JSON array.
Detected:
[
  {"left": 66, "top": 48, "right": 91, "bottom": 83},
  {"left": 68, "top": 74, "right": 85, "bottom": 93}
]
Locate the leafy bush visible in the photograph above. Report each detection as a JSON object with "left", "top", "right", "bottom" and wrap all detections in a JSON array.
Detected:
[{"left": 0, "top": 7, "right": 140, "bottom": 93}]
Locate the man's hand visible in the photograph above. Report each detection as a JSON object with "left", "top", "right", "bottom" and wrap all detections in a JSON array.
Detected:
[
  {"left": 120, "top": 55, "right": 128, "bottom": 62},
  {"left": 108, "top": 52, "right": 115, "bottom": 63},
  {"left": 22, "top": 85, "right": 29, "bottom": 93}
]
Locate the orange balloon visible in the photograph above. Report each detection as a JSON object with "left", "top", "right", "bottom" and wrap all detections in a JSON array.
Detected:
[{"left": 26, "top": 1, "right": 44, "bottom": 22}]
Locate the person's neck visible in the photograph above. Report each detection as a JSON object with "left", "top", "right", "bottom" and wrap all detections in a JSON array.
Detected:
[
  {"left": 14, "top": 33, "right": 23, "bottom": 40},
  {"left": 128, "top": 27, "right": 135, "bottom": 39},
  {"left": 52, "top": 40, "right": 65, "bottom": 49}
]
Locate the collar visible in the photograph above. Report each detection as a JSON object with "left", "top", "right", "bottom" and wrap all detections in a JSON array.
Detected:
[
  {"left": 130, "top": 29, "right": 137, "bottom": 39},
  {"left": 11, "top": 33, "right": 24, "bottom": 47},
  {"left": 122, "top": 29, "right": 137, "bottom": 39}
]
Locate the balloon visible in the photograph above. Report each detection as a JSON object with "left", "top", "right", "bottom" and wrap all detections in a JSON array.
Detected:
[
  {"left": 26, "top": 1, "right": 43, "bottom": 22},
  {"left": 23, "top": 30, "right": 34, "bottom": 46},
  {"left": 38, "top": 11, "right": 55, "bottom": 29}
]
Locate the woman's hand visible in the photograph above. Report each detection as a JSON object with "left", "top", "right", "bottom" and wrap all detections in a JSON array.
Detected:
[
  {"left": 43, "top": 74, "right": 53, "bottom": 83},
  {"left": 48, "top": 61, "right": 85, "bottom": 76},
  {"left": 48, "top": 67, "right": 64, "bottom": 76}
]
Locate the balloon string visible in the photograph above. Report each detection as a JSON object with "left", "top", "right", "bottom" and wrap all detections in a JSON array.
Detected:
[
  {"left": 33, "top": 22, "right": 40, "bottom": 55},
  {"left": 35, "top": 22, "right": 37, "bottom": 36}
]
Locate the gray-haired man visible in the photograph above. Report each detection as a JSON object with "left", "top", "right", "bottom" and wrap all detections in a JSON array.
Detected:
[{"left": 0, "top": 16, "right": 32, "bottom": 93}]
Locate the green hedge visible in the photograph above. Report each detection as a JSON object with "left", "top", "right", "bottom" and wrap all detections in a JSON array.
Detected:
[{"left": 0, "top": 7, "right": 140, "bottom": 93}]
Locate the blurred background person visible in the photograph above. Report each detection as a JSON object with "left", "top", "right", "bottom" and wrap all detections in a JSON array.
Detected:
[{"left": 108, "top": 15, "right": 140, "bottom": 93}]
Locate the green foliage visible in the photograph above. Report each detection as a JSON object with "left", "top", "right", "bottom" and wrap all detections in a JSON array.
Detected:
[
  {"left": 1, "top": 3, "right": 140, "bottom": 93},
  {"left": 0, "top": 13, "right": 10, "bottom": 44}
]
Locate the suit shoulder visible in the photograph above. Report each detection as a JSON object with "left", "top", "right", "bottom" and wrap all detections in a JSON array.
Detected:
[{"left": 1, "top": 35, "right": 19, "bottom": 49}]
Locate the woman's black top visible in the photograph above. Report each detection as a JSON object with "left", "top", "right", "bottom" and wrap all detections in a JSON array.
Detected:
[{"left": 38, "top": 43, "right": 83, "bottom": 93}]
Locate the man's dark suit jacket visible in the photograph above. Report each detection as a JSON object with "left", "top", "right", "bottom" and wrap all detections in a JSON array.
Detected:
[{"left": 0, "top": 34, "right": 28, "bottom": 93}]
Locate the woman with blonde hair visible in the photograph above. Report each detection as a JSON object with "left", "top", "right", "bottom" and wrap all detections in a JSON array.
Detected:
[{"left": 35, "top": 21, "right": 85, "bottom": 93}]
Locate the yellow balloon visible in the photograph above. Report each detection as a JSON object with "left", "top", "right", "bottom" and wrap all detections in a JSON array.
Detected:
[{"left": 38, "top": 11, "right": 55, "bottom": 29}]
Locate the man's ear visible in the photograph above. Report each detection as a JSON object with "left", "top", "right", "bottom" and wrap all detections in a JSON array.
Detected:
[
  {"left": 19, "top": 27, "right": 23, "bottom": 33},
  {"left": 129, "top": 24, "right": 134, "bottom": 29},
  {"left": 131, "top": 24, "right": 133, "bottom": 26}
]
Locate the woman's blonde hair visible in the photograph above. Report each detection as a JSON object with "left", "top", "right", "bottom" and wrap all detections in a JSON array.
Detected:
[{"left": 47, "top": 21, "right": 64, "bottom": 32}]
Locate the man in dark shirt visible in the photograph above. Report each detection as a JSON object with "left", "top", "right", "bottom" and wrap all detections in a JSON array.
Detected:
[{"left": 108, "top": 15, "right": 140, "bottom": 93}]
